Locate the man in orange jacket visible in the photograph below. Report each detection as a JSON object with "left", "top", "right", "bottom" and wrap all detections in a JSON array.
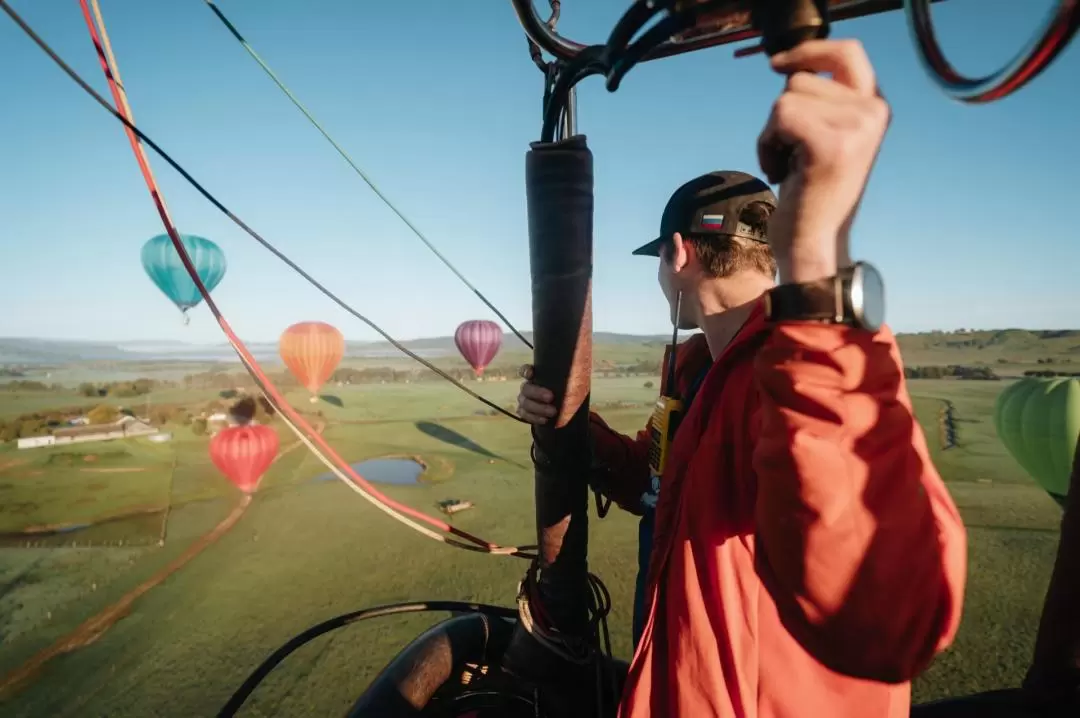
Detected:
[
  {"left": 520, "top": 313, "right": 714, "bottom": 647},
  {"left": 519, "top": 38, "right": 968, "bottom": 717},
  {"left": 517, "top": 176, "right": 740, "bottom": 647}
]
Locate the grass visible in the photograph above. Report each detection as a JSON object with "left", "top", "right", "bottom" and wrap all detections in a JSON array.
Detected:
[
  {"left": 0, "top": 371, "right": 1070, "bottom": 715},
  {"left": 0, "top": 441, "right": 175, "bottom": 538},
  {"left": 903, "top": 380, "right": 1062, "bottom": 702}
]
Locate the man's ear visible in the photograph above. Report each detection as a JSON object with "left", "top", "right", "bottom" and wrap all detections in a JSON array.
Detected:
[{"left": 671, "top": 232, "right": 690, "bottom": 273}]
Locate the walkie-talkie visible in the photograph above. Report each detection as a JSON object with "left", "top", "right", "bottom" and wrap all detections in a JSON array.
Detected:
[{"left": 647, "top": 294, "right": 685, "bottom": 478}]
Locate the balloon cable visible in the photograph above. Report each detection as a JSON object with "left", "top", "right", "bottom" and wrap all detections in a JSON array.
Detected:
[
  {"left": 38, "top": 0, "right": 525, "bottom": 424},
  {"left": 200, "top": 0, "right": 533, "bottom": 352},
  {"left": 41, "top": 0, "right": 533, "bottom": 558}
]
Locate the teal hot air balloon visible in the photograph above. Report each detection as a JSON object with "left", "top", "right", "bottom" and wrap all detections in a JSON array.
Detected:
[
  {"left": 993, "top": 376, "right": 1080, "bottom": 507},
  {"left": 140, "top": 233, "right": 227, "bottom": 322}
]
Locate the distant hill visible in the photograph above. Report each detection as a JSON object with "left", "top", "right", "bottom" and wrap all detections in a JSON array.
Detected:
[
  {"left": 1, "top": 329, "right": 1077, "bottom": 365},
  {"left": 894, "top": 329, "right": 1080, "bottom": 364},
  {"left": 0, "top": 332, "right": 671, "bottom": 364},
  {"left": 359, "top": 331, "right": 671, "bottom": 353},
  {"left": 0, "top": 338, "right": 142, "bottom": 364}
]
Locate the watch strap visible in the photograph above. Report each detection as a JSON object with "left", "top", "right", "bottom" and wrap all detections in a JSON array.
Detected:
[{"left": 766, "top": 268, "right": 853, "bottom": 324}]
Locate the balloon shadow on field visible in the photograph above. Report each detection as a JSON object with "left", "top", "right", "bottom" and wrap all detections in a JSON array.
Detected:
[
  {"left": 414, "top": 421, "right": 528, "bottom": 471},
  {"left": 320, "top": 394, "right": 344, "bottom": 408}
]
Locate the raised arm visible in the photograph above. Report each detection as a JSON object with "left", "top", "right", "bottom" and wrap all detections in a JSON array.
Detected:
[{"left": 752, "top": 322, "right": 967, "bottom": 682}]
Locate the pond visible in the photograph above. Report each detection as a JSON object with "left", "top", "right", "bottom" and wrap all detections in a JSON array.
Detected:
[{"left": 313, "top": 457, "right": 425, "bottom": 486}]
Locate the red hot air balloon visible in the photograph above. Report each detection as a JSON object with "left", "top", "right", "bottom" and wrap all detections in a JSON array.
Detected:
[
  {"left": 455, "top": 320, "right": 502, "bottom": 377},
  {"left": 279, "top": 321, "right": 345, "bottom": 402},
  {"left": 209, "top": 424, "right": 280, "bottom": 494}
]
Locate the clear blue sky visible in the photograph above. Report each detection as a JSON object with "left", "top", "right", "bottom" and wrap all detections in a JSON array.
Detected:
[{"left": 2, "top": 0, "right": 1077, "bottom": 344}]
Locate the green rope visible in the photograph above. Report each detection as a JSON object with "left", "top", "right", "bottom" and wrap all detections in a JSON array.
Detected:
[{"left": 201, "top": 0, "right": 532, "bottom": 350}]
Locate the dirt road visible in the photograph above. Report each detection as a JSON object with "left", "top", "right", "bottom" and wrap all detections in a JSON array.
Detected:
[{"left": 0, "top": 421, "right": 324, "bottom": 699}]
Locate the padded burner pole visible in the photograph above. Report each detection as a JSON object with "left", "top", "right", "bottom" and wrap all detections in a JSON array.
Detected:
[{"left": 501, "top": 134, "right": 595, "bottom": 712}]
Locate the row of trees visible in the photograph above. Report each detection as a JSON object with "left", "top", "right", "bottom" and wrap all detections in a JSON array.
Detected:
[
  {"left": 0, "top": 393, "right": 287, "bottom": 442},
  {"left": 905, "top": 365, "right": 1000, "bottom": 380},
  {"left": 0, "top": 380, "right": 62, "bottom": 392},
  {"left": 0, "top": 413, "right": 61, "bottom": 442},
  {"left": 78, "top": 378, "right": 162, "bottom": 398},
  {"left": 1023, "top": 370, "right": 1080, "bottom": 378},
  {"left": 3, "top": 356, "right": 670, "bottom": 400},
  {"left": 0, "top": 403, "right": 123, "bottom": 442},
  {"left": 177, "top": 358, "right": 667, "bottom": 391}
]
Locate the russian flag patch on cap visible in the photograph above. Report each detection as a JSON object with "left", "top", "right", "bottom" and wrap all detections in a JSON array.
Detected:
[{"left": 700, "top": 214, "right": 724, "bottom": 230}]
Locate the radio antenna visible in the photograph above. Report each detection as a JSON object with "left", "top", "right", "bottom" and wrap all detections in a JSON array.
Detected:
[{"left": 666, "top": 292, "right": 681, "bottom": 398}]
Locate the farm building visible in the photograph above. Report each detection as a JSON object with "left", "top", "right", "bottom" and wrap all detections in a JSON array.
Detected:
[
  {"left": 16, "top": 415, "right": 158, "bottom": 450},
  {"left": 16, "top": 435, "right": 55, "bottom": 450}
]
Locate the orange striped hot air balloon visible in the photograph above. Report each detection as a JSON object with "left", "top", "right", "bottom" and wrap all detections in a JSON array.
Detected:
[{"left": 279, "top": 321, "right": 345, "bottom": 402}]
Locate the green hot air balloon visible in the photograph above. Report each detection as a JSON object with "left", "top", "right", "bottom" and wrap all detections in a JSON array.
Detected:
[{"left": 993, "top": 376, "right": 1080, "bottom": 507}]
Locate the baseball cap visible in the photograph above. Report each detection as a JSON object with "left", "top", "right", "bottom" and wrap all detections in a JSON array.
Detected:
[{"left": 631, "top": 170, "right": 777, "bottom": 257}]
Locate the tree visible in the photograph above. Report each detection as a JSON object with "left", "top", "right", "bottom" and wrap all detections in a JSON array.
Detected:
[
  {"left": 644, "top": 381, "right": 654, "bottom": 389},
  {"left": 18, "top": 419, "right": 47, "bottom": 438},
  {"left": 132, "top": 378, "right": 155, "bottom": 394},
  {"left": 191, "top": 418, "right": 208, "bottom": 436},
  {"left": 256, "top": 396, "right": 276, "bottom": 421},
  {"left": 78, "top": 382, "right": 100, "bottom": 397},
  {"left": 229, "top": 397, "right": 256, "bottom": 425},
  {"left": 87, "top": 404, "right": 120, "bottom": 425},
  {"left": 109, "top": 383, "right": 140, "bottom": 398}
]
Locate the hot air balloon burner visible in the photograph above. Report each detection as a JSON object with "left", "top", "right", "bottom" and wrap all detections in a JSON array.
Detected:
[{"left": 512, "top": 0, "right": 1080, "bottom": 105}]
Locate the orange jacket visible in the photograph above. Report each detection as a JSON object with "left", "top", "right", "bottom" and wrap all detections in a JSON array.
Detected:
[
  {"left": 588, "top": 334, "right": 714, "bottom": 515},
  {"left": 619, "top": 300, "right": 968, "bottom": 718}
]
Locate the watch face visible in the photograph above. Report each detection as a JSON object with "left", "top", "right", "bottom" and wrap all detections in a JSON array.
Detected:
[{"left": 853, "top": 262, "right": 885, "bottom": 331}]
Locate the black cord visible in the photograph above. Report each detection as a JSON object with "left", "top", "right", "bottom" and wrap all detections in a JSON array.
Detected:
[
  {"left": 200, "top": 0, "right": 533, "bottom": 352},
  {"left": 665, "top": 292, "right": 681, "bottom": 398},
  {"left": 585, "top": 572, "right": 617, "bottom": 717},
  {"left": 519, "top": 567, "right": 616, "bottom": 717},
  {"left": 541, "top": 46, "right": 611, "bottom": 143},
  {"left": 605, "top": 12, "right": 695, "bottom": 93},
  {"left": 0, "top": 0, "right": 526, "bottom": 424},
  {"left": 217, "top": 600, "right": 518, "bottom": 718}
]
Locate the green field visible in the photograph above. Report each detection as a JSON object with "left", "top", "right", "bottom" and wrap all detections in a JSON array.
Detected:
[{"left": 0, "top": 355, "right": 1070, "bottom": 715}]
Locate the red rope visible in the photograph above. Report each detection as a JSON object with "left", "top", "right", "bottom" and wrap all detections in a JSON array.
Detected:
[{"left": 75, "top": 0, "right": 518, "bottom": 555}]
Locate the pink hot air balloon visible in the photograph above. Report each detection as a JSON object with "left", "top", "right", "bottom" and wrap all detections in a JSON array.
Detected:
[{"left": 455, "top": 320, "right": 502, "bottom": 377}]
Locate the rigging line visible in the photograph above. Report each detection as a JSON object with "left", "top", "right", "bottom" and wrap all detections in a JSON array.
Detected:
[
  {"left": 61, "top": 0, "right": 529, "bottom": 556},
  {"left": 200, "top": 0, "right": 533, "bottom": 351},
  {"left": 76, "top": 0, "right": 488, "bottom": 553},
  {"left": 59, "top": 0, "right": 527, "bottom": 424},
  {"left": 79, "top": 0, "right": 528, "bottom": 558}
]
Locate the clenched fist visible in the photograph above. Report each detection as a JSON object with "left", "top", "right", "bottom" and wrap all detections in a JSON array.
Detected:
[{"left": 757, "top": 39, "right": 890, "bottom": 285}]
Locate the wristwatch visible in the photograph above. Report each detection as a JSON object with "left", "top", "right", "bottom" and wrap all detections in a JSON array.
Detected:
[{"left": 764, "top": 261, "right": 885, "bottom": 331}]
